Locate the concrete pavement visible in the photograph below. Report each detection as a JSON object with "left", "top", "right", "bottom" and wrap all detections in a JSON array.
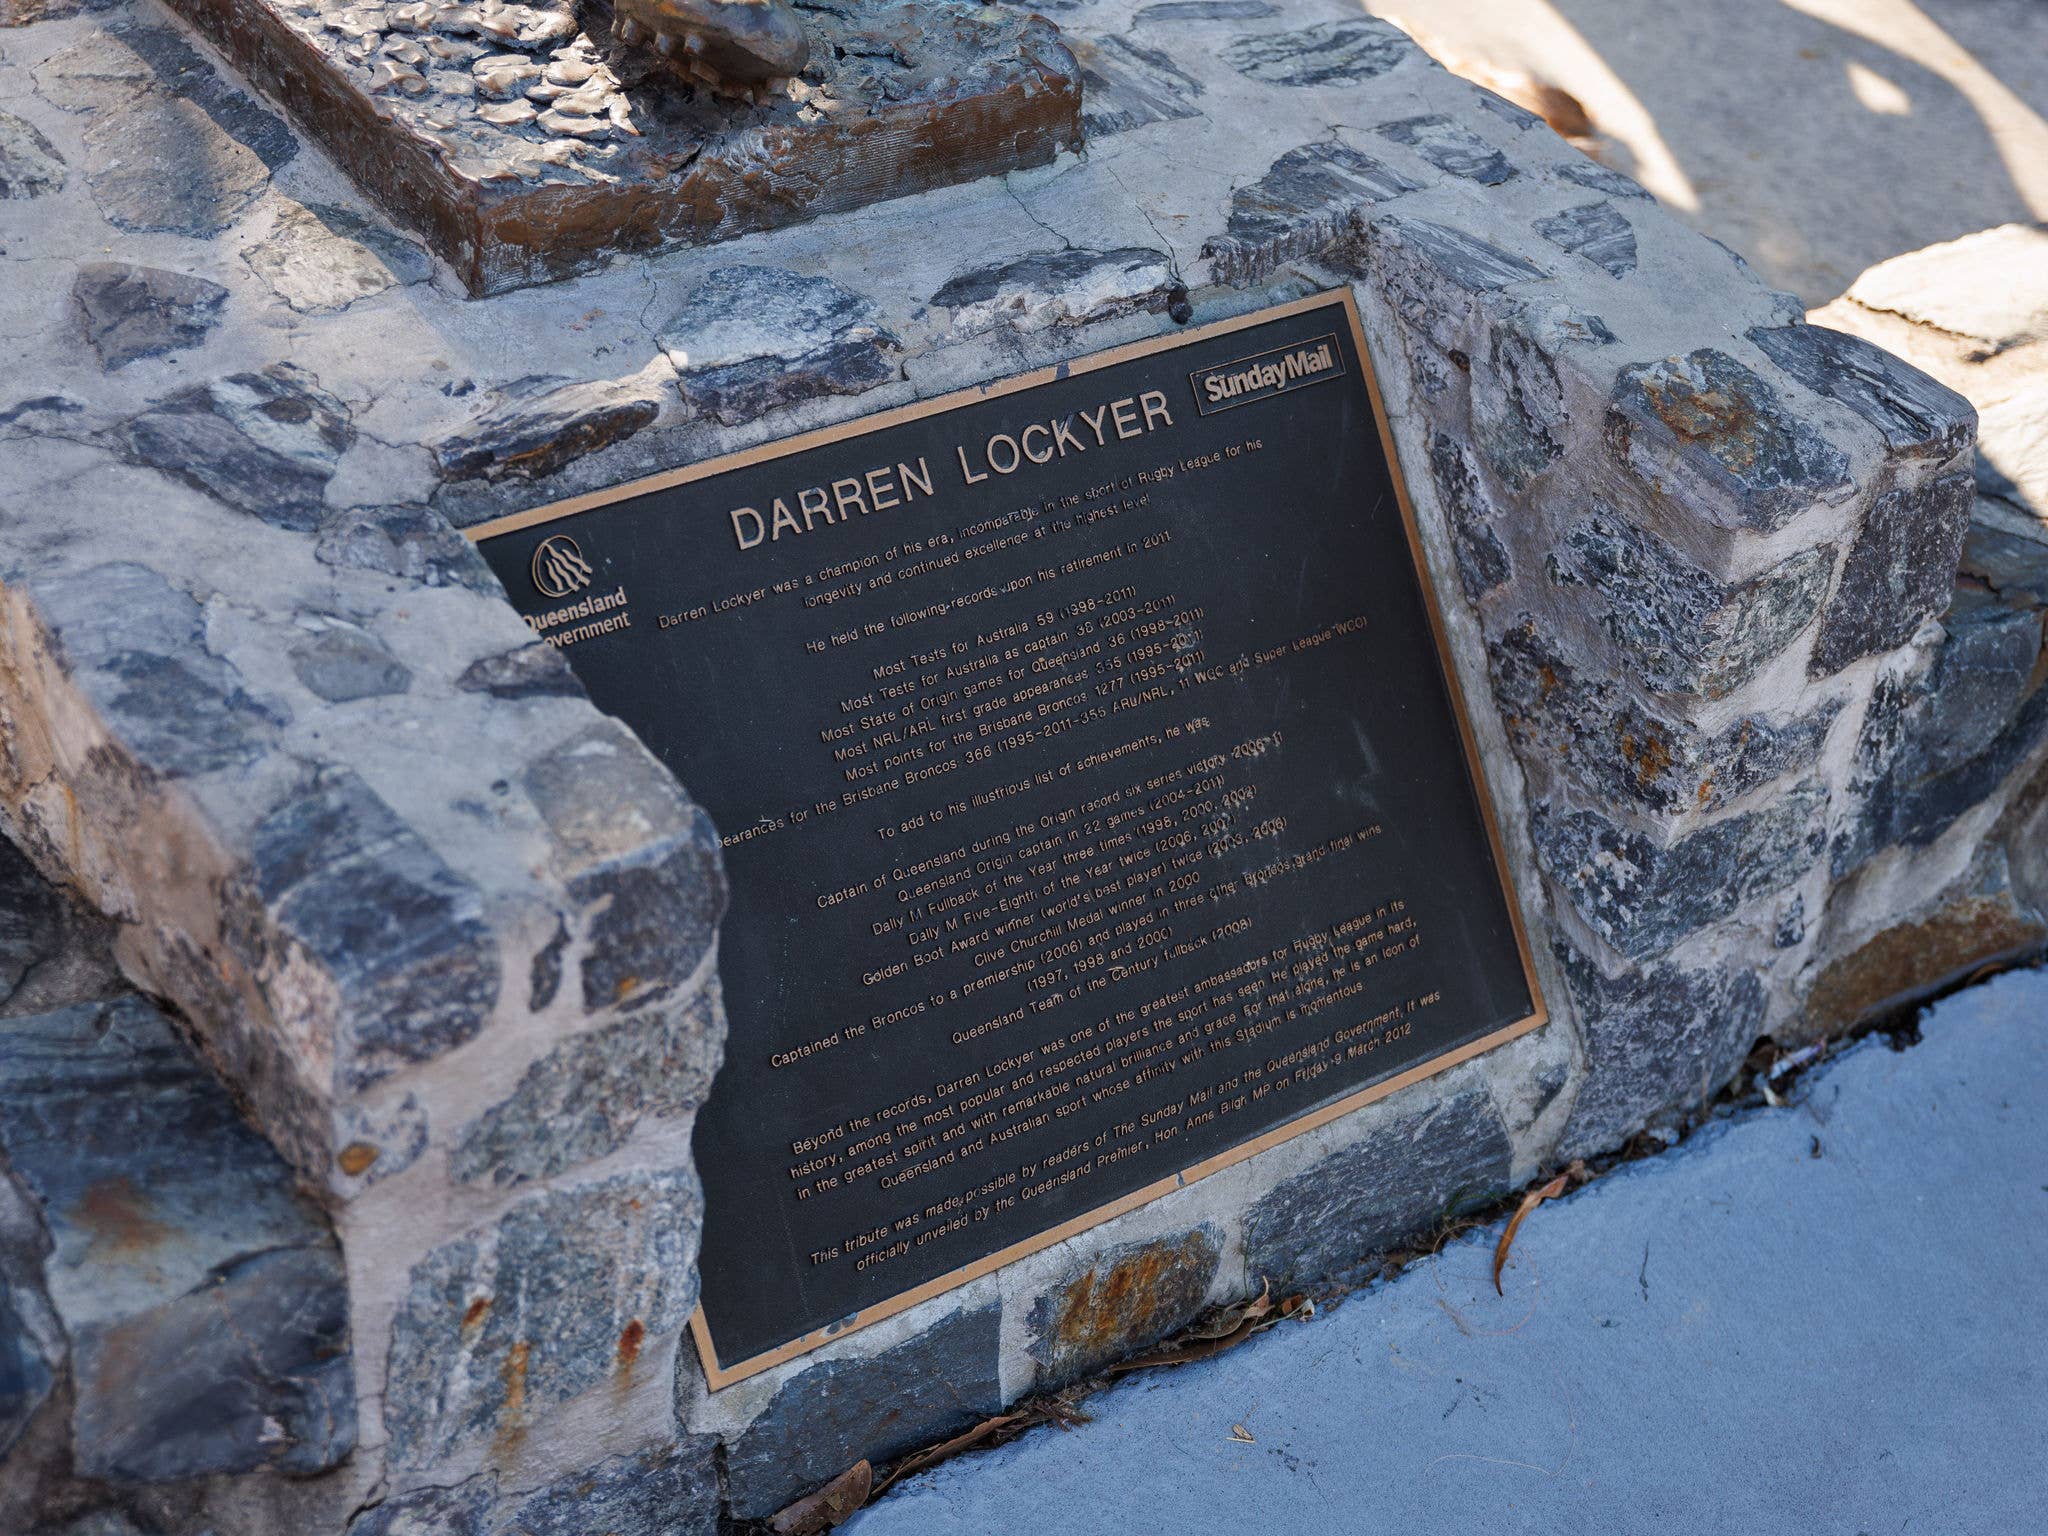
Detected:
[
  {"left": 848, "top": 967, "right": 2048, "bottom": 1535},
  {"left": 1362, "top": 0, "right": 2048, "bottom": 307}
]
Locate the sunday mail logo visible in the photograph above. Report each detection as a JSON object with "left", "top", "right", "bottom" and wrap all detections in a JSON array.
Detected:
[{"left": 1189, "top": 332, "right": 1345, "bottom": 415}]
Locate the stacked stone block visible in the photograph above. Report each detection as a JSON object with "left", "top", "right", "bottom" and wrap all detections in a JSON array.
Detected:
[{"left": 0, "top": 0, "right": 2038, "bottom": 1529}]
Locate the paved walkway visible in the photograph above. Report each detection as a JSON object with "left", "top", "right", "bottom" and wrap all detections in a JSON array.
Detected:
[
  {"left": 849, "top": 968, "right": 2048, "bottom": 1535},
  {"left": 1361, "top": 0, "right": 2048, "bottom": 306}
]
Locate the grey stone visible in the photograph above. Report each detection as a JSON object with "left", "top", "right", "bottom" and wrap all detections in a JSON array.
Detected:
[
  {"left": 10, "top": 0, "right": 118, "bottom": 20},
  {"left": 347, "top": 1478, "right": 494, "bottom": 1536},
  {"left": 0, "top": 109, "right": 66, "bottom": 200},
  {"left": 30, "top": 26, "right": 153, "bottom": 110},
  {"left": 0, "top": 396, "right": 86, "bottom": 434},
  {"left": 101, "top": 24, "right": 297, "bottom": 170},
  {"left": 456, "top": 643, "right": 583, "bottom": 700},
  {"left": 116, "top": 363, "right": 354, "bottom": 531},
  {"left": 1547, "top": 513, "right": 1833, "bottom": 698},
  {"left": 1224, "top": 19, "right": 1409, "bottom": 88},
  {"left": 1858, "top": 687, "right": 2048, "bottom": 872},
  {"left": 246, "top": 769, "right": 498, "bottom": 1089},
  {"left": 1070, "top": 35, "right": 1203, "bottom": 138},
  {"left": 1556, "top": 160, "right": 1653, "bottom": 202},
  {"left": 1775, "top": 893, "right": 1806, "bottom": 949},
  {"left": 384, "top": 1170, "right": 701, "bottom": 1468},
  {"left": 0, "top": 996, "right": 353, "bottom": 1482},
  {"left": 932, "top": 248, "right": 1175, "bottom": 336},
  {"left": 1490, "top": 620, "right": 1837, "bottom": 816},
  {"left": 1607, "top": 349, "right": 1853, "bottom": 534},
  {"left": 33, "top": 24, "right": 293, "bottom": 163},
  {"left": 1961, "top": 518, "right": 2048, "bottom": 612},
  {"left": 1202, "top": 140, "right": 1422, "bottom": 287},
  {"left": 1242, "top": 1088, "right": 1512, "bottom": 1284},
  {"left": 1370, "top": 215, "right": 1549, "bottom": 294},
  {"left": 494, "top": 1439, "right": 720, "bottom": 1536},
  {"left": 451, "top": 984, "right": 722, "bottom": 1187},
  {"left": 1808, "top": 473, "right": 1975, "bottom": 677},
  {"left": 306, "top": 204, "right": 436, "bottom": 284},
  {"left": 1475, "top": 88, "right": 1544, "bottom": 132},
  {"left": 1554, "top": 941, "right": 1765, "bottom": 1156},
  {"left": 433, "top": 373, "right": 663, "bottom": 484},
  {"left": 315, "top": 503, "right": 498, "bottom": 592},
  {"left": 1917, "top": 591, "right": 2043, "bottom": 777},
  {"left": 1849, "top": 686, "right": 2048, "bottom": 872},
  {"left": 1836, "top": 578, "right": 2048, "bottom": 874},
  {"left": 288, "top": 621, "right": 413, "bottom": 702},
  {"left": 244, "top": 201, "right": 435, "bottom": 314},
  {"left": 528, "top": 920, "right": 568, "bottom": 1012},
  {"left": 1134, "top": 0, "right": 1274, "bottom": 19},
  {"left": 0, "top": 998, "right": 332, "bottom": 1317},
  {"left": 75, "top": 84, "right": 270, "bottom": 237},
  {"left": 1472, "top": 323, "right": 1565, "bottom": 490},
  {"left": 659, "top": 268, "right": 899, "bottom": 429},
  {"left": 522, "top": 722, "right": 726, "bottom": 1013},
  {"left": 1533, "top": 780, "right": 1830, "bottom": 961},
  {"left": 723, "top": 1304, "right": 1003, "bottom": 1518},
  {"left": 1376, "top": 114, "right": 1514, "bottom": 185},
  {"left": 0, "top": 1167, "right": 60, "bottom": 1461},
  {"left": 72, "top": 1244, "right": 354, "bottom": 1482},
  {"left": 1025, "top": 1228, "right": 1221, "bottom": 1384},
  {"left": 1535, "top": 201, "right": 1637, "bottom": 277},
  {"left": 0, "top": 835, "right": 122, "bottom": 1019},
  {"left": 40, "top": 1512, "right": 154, "bottom": 1536},
  {"left": 1531, "top": 299, "right": 1619, "bottom": 349},
  {"left": 71, "top": 263, "right": 228, "bottom": 371},
  {"left": 1748, "top": 322, "right": 1975, "bottom": 463},
  {"left": 29, "top": 562, "right": 284, "bottom": 778},
  {"left": 1426, "top": 432, "right": 1511, "bottom": 599}
]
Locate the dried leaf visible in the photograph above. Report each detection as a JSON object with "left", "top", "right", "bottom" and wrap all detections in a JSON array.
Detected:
[
  {"left": 769, "top": 1459, "right": 872, "bottom": 1535},
  {"left": 1106, "top": 1284, "right": 1310, "bottom": 1374},
  {"left": 1185, "top": 1279, "right": 1272, "bottom": 1341},
  {"left": 872, "top": 1415, "right": 1023, "bottom": 1497},
  {"left": 1492, "top": 1171, "right": 1570, "bottom": 1296}
]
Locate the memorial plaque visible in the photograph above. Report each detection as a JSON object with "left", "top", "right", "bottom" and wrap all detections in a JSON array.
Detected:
[{"left": 471, "top": 291, "right": 1545, "bottom": 1387}]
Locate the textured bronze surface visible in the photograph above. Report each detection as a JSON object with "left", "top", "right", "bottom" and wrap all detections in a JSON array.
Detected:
[
  {"left": 610, "top": 0, "right": 807, "bottom": 100},
  {"left": 156, "top": 0, "right": 1083, "bottom": 295}
]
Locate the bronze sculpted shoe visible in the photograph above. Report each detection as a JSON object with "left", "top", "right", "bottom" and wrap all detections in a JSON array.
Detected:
[{"left": 611, "top": 0, "right": 810, "bottom": 101}]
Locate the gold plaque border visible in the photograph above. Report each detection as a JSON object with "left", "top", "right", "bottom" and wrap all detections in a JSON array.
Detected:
[{"left": 467, "top": 290, "right": 1550, "bottom": 1392}]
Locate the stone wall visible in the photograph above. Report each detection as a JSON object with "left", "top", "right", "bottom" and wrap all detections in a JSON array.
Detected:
[{"left": 0, "top": 0, "right": 2039, "bottom": 1530}]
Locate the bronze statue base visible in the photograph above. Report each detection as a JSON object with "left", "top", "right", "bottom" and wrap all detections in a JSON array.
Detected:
[{"left": 159, "top": 0, "right": 1083, "bottom": 295}]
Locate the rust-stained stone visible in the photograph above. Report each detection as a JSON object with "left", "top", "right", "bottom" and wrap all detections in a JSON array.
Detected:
[
  {"left": 1608, "top": 348, "right": 1853, "bottom": 534},
  {"left": 1025, "top": 1227, "right": 1221, "bottom": 1385},
  {"left": 153, "top": 0, "right": 1083, "bottom": 295},
  {"left": 1802, "top": 893, "right": 2046, "bottom": 1040}
]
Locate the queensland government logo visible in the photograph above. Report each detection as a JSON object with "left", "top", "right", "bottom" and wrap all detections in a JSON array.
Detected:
[
  {"left": 1189, "top": 332, "right": 1345, "bottom": 415},
  {"left": 532, "top": 534, "right": 595, "bottom": 598}
]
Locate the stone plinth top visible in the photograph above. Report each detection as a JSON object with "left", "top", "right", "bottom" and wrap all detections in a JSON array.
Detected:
[{"left": 157, "top": 0, "right": 1083, "bottom": 292}]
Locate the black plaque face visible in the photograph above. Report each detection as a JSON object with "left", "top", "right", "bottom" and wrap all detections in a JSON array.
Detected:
[{"left": 471, "top": 292, "right": 1544, "bottom": 1387}]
